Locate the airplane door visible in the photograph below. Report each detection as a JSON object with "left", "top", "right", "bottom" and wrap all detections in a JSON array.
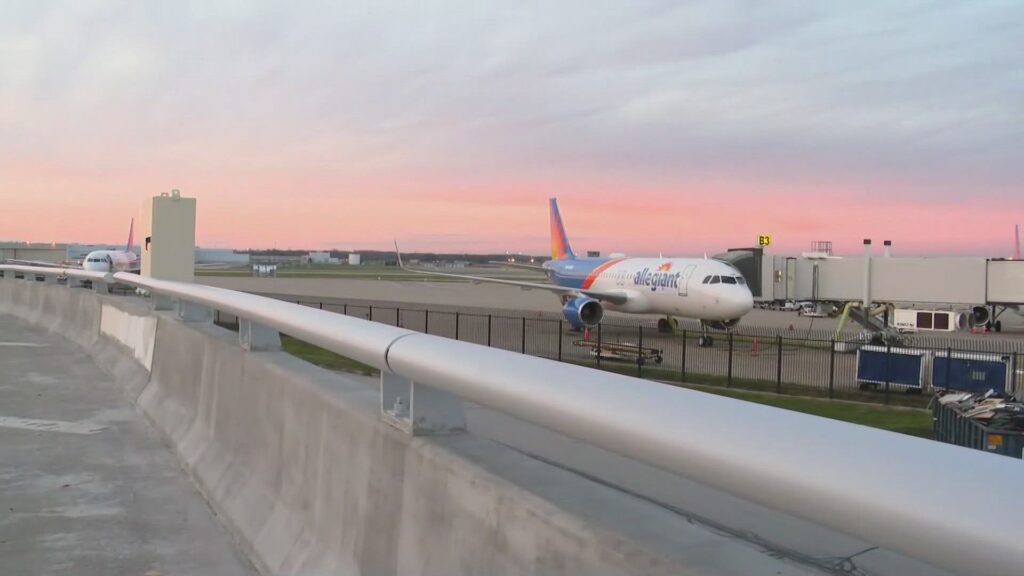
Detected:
[{"left": 678, "top": 265, "right": 696, "bottom": 296}]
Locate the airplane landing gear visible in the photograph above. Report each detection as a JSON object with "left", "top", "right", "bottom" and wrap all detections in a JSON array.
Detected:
[
  {"left": 697, "top": 321, "right": 716, "bottom": 347},
  {"left": 657, "top": 317, "right": 679, "bottom": 334}
]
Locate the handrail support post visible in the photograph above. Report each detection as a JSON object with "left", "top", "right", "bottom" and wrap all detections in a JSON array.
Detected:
[
  {"left": 239, "top": 318, "right": 281, "bottom": 351},
  {"left": 152, "top": 294, "right": 174, "bottom": 310},
  {"left": 381, "top": 371, "right": 465, "bottom": 436},
  {"left": 177, "top": 300, "right": 212, "bottom": 322}
]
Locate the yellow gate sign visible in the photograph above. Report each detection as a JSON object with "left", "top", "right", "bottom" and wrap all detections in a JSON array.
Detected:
[{"left": 758, "top": 235, "right": 772, "bottom": 247}]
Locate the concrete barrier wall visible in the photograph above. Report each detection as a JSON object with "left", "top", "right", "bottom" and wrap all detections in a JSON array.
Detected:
[
  {"left": 1, "top": 281, "right": 812, "bottom": 576},
  {"left": 0, "top": 279, "right": 102, "bottom": 349},
  {"left": 100, "top": 303, "right": 158, "bottom": 370}
]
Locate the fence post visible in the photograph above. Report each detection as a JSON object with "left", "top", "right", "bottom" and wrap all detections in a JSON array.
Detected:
[
  {"left": 637, "top": 325, "right": 644, "bottom": 377},
  {"left": 680, "top": 329, "right": 687, "bottom": 382},
  {"left": 487, "top": 315, "right": 492, "bottom": 347},
  {"left": 395, "top": 307, "right": 400, "bottom": 327},
  {"left": 343, "top": 303, "right": 348, "bottom": 316},
  {"left": 776, "top": 335, "right": 783, "bottom": 394},
  {"left": 424, "top": 310, "right": 429, "bottom": 334},
  {"left": 727, "top": 332, "right": 734, "bottom": 387},
  {"left": 597, "top": 324, "right": 602, "bottom": 368},
  {"left": 884, "top": 343, "right": 892, "bottom": 405},
  {"left": 944, "top": 346, "right": 952, "bottom": 391},
  {"left": 828, "top": 338, "right": 836, "bottom": 399},
  {"left": 521, "top": 317, "right": 527, "bottom": 354},
  {"left": 455, "top": 312, "right": 460, "bottom": 341},
  {"left": 557, "top": 321, "right": 563, "bottom": 362},
  {"left": 1013, "top": 351, "right": 1020, "bottom": 396},
  {"left": 369, "top": 305, "right": 373, "bottom": 321},
  {"left": 319, "top": 301, "right": 323, "bottom": 310}
]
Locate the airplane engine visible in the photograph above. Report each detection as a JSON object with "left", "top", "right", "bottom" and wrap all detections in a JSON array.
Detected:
[
  {"left": 702, "top": 318, "right": 741, "bottom": 331},
  {"left": 562, "top": 297, "right": 604, "bottom": 330},
  {"left": 969, "top": 306, "right": 990, "bottom": 327}
]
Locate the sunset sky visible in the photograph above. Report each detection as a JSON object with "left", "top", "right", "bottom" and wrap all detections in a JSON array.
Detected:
[{"left": 1, "top": 1, "right": 1021, "bottom": 257}]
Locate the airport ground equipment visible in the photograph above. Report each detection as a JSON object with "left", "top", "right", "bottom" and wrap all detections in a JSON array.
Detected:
[
  {"left": 855, "top": 346, "right": 928, "bottom": 392},
  {"left": 6, "top": 264, "right": 1024, "bottom": 576},
  {"left": 893, "top": 308, "right": 966, "bottom": 333},
  {"left": 931, "top": 351, "right": 1016, "bottom": 394},
  {"left": 573, "top": 339, "right": 664, "bottom": 364},
  {"left": 854, "top": 345, "right": 1017, "bottom": 395},
  {"left": 933, "top": 392, "right": 1024, "bottom": 459}
]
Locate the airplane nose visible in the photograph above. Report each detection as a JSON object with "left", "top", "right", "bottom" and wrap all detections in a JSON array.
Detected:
[{"left": 730, "top": 289, "right": 754, "bottom": 318}]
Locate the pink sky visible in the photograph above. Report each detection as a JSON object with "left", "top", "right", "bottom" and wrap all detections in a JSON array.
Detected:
[
  {"left": 2, "top": 165, "right": 1019, "bottom": 258},
  {"left": 1, "top": 2, "right": 1021, "bottom": 257}
]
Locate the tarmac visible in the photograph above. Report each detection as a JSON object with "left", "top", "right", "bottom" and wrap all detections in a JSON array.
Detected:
[
  {"left": 0, "top": 314, "right": 254, "bottom": 576},
  {"left": 198, "top": 277, "right": 1024, "bottom": 396},
  {"left": 199, "top": 276, "right": 1024, "bottom": 340}
]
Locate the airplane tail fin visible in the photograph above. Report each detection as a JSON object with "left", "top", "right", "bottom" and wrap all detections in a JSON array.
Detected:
[
  {"left": 1015, "top": 224, "right": 1021, "bottom": 260},
  {"left": 126, "top": 218, "right": 134, "bottom": 252},
  {"left": 549, "top": 198, "right": 575, "bottom": 260}
]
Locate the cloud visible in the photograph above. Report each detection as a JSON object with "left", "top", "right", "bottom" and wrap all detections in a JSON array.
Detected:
[{"left": 0, "top": 0, "right": 1021, "bottom": 253}]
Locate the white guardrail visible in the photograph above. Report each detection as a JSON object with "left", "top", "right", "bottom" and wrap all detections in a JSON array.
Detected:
[{"left": 2, "top": 264, "right": 1023, "bottom": 576}]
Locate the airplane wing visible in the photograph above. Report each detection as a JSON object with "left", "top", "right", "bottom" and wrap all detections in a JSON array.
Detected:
[
  {"left": 395, "top": 245, "right": 629, "bottom": 305},
  {"left": 2, "top": 259, "right": 76, "bottom": 269},
  {"left": 486, "top": 260, "right": 548, "bottom": 272}
]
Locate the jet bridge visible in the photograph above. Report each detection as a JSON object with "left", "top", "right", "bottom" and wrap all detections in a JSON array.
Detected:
[{"left": 717, "top": 241, "right": 1024, "bottom": 333}]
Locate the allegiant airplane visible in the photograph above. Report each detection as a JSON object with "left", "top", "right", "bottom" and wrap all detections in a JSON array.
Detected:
[{"left": 398, "top": 198, "right": 753, "bottom": 344}]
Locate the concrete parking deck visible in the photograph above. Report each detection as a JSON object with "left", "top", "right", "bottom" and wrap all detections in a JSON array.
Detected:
[{"left": 0, "top": 314, "right": 254, "bottom": 576}]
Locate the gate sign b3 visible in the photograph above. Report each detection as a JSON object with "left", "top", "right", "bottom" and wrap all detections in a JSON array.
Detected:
[{"left": 758, "top": 234, "right": 772, "bottom": 247}]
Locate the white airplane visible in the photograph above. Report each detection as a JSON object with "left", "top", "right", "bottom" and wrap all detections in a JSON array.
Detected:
[
  {"left": 4, "top": 220, "right": 140, "bottom": 273},
  {"left": 78, "top": 219, "right": 140, "bottom": 272},
  {"left": 398, "top": 198, "right": 754, "bottom": 345}
]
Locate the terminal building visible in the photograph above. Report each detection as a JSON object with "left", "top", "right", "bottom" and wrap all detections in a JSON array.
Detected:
[{"left": 0, "top": 242, "right": 68, "bottom": 265}]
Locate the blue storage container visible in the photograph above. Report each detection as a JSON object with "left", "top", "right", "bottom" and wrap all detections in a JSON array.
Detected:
[
  {"left": 856, "top": 346, "right": 926, "bottom": 390},
  {"left": 931, "top": 352, "right": 1010, "bottom": 393}
]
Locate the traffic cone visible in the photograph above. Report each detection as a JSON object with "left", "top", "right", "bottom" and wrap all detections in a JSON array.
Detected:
[
  {"left": 583, "top": 327, "right": 591, "bottom": 342},
  {"left": 788, "top": 323, "right": 795, "bottom": 331},
  {"left": 751, "top": 337, "right": 760, "bottom": 357}
]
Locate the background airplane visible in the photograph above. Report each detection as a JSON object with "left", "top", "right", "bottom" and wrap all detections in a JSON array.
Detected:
[
  {"left": 4, "top": 219, "right": 139, "bottom": 273},
  {"left": 398, "top": 198, "right": 754, "bottom": 345},
  {"left": 80, "top": 219, "right": 140, "bottom": 273}
]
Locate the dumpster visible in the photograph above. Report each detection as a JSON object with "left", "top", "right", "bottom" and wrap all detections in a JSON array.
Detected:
[
  {"left": 856, "top": 346, "right": 927, "bottom": 391},
  {"left": 931, "top": 351, "right": 1012, "bottom": 393},
  {"left": 933, "top": 392, "right": 1024, "bottom": 459}
]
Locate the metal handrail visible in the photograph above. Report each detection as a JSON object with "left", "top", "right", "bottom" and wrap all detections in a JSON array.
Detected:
[
  {"left": 0, "top": 264, "right": 111, "bottom": 282},
  {"left": 3, "top": 264, "right": 1023, "bottom": 576}
]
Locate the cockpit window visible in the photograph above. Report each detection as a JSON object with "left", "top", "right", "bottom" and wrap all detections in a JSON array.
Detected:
[
  {"left": 736, "top": 276, "right": 746, "bottom": 285},
  {"left": 709, "top": 275, "right": 720, "bottom": 284},
  {"left": 721, "top": 276, "right": 737, "bottom": 284},
  {"left": 702, "top": 276, "right": 711, "bottom": 284}
]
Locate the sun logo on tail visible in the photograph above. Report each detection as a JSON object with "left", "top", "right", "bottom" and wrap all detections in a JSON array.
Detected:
[{"left": 656, "top": 262, "right": 673, "bottom": 272}]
